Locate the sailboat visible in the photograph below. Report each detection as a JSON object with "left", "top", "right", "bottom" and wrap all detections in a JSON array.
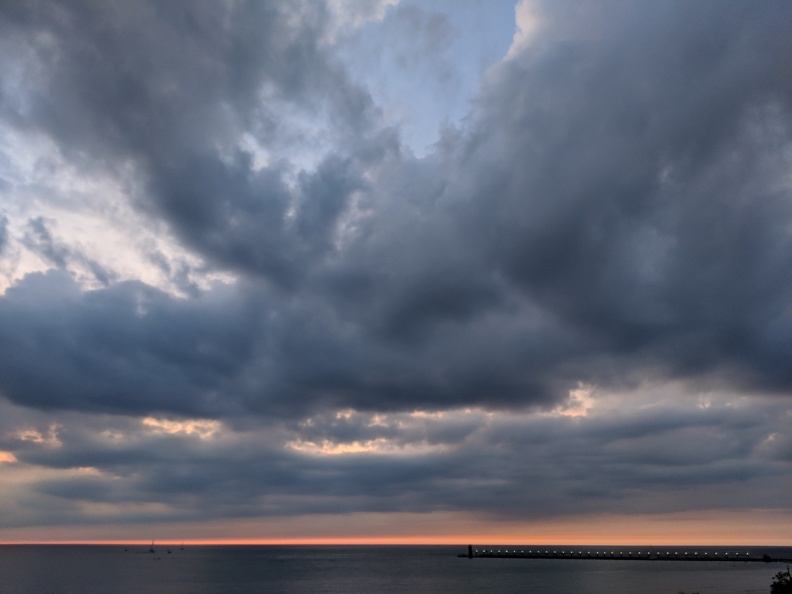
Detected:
[{"left": 149, "top": 540, "right": 155, "bottom": 553}]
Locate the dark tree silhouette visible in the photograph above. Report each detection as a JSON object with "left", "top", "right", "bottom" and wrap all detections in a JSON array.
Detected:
[{"left": 771, "top": 567, "right": 792, "bottom": 594}]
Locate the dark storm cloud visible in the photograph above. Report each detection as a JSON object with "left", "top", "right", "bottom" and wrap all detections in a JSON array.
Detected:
[
  {"left": 0, "top": 271, "right": 260, "bottom": 415},
  {"left": 0, "top": 0, "right": 370, "bottom": 156},
  {"left": 0, "top": 267, "right": 570, "bottom": 418},
  {"left": 0, "top": 0, "right": 375, "bottom": 287},
  {"left": 447, "top": 0, "right": 792, "bottom": 394},
  {"left": 0, "top": 1, "right": 790, "bottom": 429},
  {"left": 3, "top": 394, "right": 787, "bottom": 526},
  {"left": 146, "top": 151, "right": 365, "bottom": 287}
]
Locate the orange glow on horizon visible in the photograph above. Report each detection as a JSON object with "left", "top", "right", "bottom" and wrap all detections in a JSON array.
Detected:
[
  {"left": 3, "top": 532, "right": 791, "bottom": 547},
  {"left": 1, "top": 510, "right": 790, "bottom": 547},
  {"left": 2, "top": 536, "right": 790, "bottom": 547}
]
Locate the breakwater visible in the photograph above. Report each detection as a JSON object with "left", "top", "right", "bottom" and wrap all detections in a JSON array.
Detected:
[{"left": 460, "top": 546, "right": 792, "bottom": 563}]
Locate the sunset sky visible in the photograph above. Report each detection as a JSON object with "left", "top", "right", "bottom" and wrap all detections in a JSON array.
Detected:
[{"left": 0, "top": 0, "right": 790, "bottom": 545}]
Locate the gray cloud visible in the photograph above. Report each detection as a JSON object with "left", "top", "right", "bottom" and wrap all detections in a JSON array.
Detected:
[
  {"left": 0, "top": 0, "right": 377, "bottom": 288},
  {"left": 446, "top": 0, "right": 792, "bottom": 393},
  {"left": 2, "top": 393, "right": 787, "bottom": 527},
  {"left": 0, "top": 0, "right": 791, "bottom": 532},
  {"left": 0, "top": 271, "right": 260, "bottom": 416},
  {"left": 0, "top": 0, "right": 790, "bottom": 417}
]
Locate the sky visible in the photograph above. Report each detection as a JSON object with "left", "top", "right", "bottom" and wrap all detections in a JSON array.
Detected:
[{"left": 0, "top": 0, "right": 790, "bottom": 546}]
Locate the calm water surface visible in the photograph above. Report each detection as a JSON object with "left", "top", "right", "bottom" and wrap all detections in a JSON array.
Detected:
[{"left": 0, "top": 545, "right": 788, "bottom": 593}]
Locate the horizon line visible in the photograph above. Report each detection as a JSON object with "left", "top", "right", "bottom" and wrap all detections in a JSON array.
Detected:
[{"left": 1, "top": 538, "right": 790, "bottom": 547}]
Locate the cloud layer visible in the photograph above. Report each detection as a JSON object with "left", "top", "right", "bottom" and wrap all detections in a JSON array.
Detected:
[{"left": 0, "top": 0, "right": 790, "bottom": 538}]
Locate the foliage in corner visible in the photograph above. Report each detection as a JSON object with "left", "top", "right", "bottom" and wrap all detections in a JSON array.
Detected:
[{"left": 771, "top": 568, "right": 792, "bottom": 594}]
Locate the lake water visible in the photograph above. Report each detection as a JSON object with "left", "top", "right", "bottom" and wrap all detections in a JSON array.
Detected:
[{"left": 0, "top": 544, "right": 789, "bottom": 593}]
